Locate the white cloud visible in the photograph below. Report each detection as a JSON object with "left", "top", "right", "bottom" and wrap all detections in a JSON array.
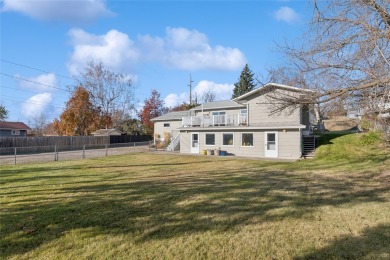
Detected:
[
  {"left": 164, "top": 80, "right": 234, "bottom": 108},
  {"left": 67, "top": 28, "right": 140, "bottom": 75},
  {"left": 139, "top": 27, "right": 247, "bottom": 70},
  {"left": 194, "top": 81, "right": 234, "bottom": 101},
  {"left": 274, "top": 6, "right": 299, "bottom": 23},
  {"left": 1, "top": 0, "right": 113, "bottom": 23},
  {"left": 21, "top": 93, "right": 53, "bottom": 118},
  {"left": 17, "top": 73, "right": 58, "bottom": 92},
  {"left": 67, "top": 27, "right": 246, "bottom": 75},
  {"left": 164, "top": 93, "right": 188, "bottom": 108}
]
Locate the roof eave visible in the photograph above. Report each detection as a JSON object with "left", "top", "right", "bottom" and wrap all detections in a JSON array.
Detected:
[{"left": 233, "top": 83, "right": 316, "bottom": 101}]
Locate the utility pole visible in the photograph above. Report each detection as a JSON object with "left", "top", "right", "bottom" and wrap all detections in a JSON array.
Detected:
[{"left": 188, "top": 74, "right": 194, "bottom": 105}]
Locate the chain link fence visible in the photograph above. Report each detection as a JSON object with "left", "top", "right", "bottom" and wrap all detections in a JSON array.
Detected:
[{"left": 0, "top": 141, "right": 154, "bottom": 165}]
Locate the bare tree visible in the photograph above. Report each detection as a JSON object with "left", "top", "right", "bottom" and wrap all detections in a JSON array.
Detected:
[
  {"left": 201, "top": 88, "right": 216, "bottom": 104},
  {"left": 270, "top": 0, "right": 390, "bottom": 115},
  {"left": 76, "top": 61, "right": 135, "bottom": 122},
  {"left": 30, "top": 113, "right": 48, "bottom": 136}
]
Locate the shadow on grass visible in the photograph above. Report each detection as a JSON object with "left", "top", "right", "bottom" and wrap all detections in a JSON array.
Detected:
[
  {"left": 1, "top": 155, "right": 389, "bottom": 259},
  {"left": 295, "top": 224, "right": 390, "bottom": 259},
  {"left": 315, "top": 131, "right": 354, "bottom": 148}
]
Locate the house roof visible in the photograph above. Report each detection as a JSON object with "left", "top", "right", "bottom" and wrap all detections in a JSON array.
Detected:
[
  {"left": 91, "top": 129, "right": 123, "bottom": 135},
  {"left": 151, "top": 110, "right": 192, "bottom": 122},
  {"left": 233, "top": 83, "right": 315, "bottom": 101},
  {"left": 191, "top": 100, "right": 246, "bottom": 111},
  {"left": 0, "top": 121, "right": 31, "bottom": 130}
]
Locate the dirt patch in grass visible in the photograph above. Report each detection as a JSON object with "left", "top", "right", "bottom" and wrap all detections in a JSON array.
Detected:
[{"left": 375, "top": 170, "right": 390, "bottom": 185}]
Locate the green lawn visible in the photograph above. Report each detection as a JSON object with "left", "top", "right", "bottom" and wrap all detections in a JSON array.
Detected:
[{"left": 1, "top": 133, "right": 389, "bottom": 259}]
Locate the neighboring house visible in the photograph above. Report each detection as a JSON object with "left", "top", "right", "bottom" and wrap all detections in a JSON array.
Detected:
[
  {"left": 0, "top": 121, "right": 31, "bottom": 137},
  {"left": 152, "top": 83, "right": 316, "bottom": 159},
  {"left": 91, "top": 129, "right": 123, "bottom": 136}
]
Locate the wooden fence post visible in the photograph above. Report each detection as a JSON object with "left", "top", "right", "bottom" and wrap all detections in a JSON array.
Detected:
[
  {"left": 14, "top": 147, "right": 17, "bottom": 165},
  {"left": 82, "top": 145, "right": 85, "bottom": 159}
]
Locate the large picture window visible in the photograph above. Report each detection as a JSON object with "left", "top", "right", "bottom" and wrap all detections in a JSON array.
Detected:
[
  {"left": 223, "top": 133, "right": 234, "bottom": 146},
  {"left": 242, "top": 133, "right": 253, "bottom": 147},
  {"left": 205, "top": 133, "right": 215, "bottom": 146}
]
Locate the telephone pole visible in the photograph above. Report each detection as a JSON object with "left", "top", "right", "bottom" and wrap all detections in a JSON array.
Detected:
[{"left": 188, "top": 74, "right": 194, "bottom": 105}]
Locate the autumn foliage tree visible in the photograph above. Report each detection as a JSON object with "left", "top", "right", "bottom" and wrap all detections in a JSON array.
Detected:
[
  {"left": 139, "top": 89, "right": 165, "bottom": 135},
  {"left": 54, "top": 86, "right": 111, "bottom": 136}
]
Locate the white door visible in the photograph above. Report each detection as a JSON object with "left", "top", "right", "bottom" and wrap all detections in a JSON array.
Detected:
[
  {"left": 264, "top": 132, "right": 278, "bottom": 158},
  {"left": 191, "top": 133, "right": 200, "bottom": 153}
]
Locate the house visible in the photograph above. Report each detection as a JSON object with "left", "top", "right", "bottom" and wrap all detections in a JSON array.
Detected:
[
  {"left": 152, "top": 83, "right": 316, "bottom": 159},
  {"left": 91, "top": 129, "right": 123, "bottom": 136},
  {"left": 152, "top": 110, "right": 192, "bottom": 142},
  {"left": 0, "top": 121, "right": 31, "bottom": 137}
]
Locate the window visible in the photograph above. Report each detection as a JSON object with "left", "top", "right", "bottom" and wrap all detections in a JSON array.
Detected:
[
  {"left": 11, "top": 130, "right": 20, "bottom": 135},
  {"left": 242, "top": 133, "right": 253, "bottom": 147},
  {"left": 205, "top": 133, "right": 215, "bottom": 146},
  {"left": 212, "top": 111, "right": 226, "bottom": 126},
  {"left": 163, "top": 123, "right": 170, "bottom": 127},
  {"left": 212, "top": 111, "right": 226, "bottom": 116},
  {"left": 240, "top": 109, "right": 248, "bottom": 125},
  {"left": 223, "top": 133, "right": 234, "bottom": 146}
]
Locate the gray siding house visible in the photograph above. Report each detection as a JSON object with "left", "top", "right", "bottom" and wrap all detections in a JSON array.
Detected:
[
  {"left": 152, "top": 83, "right": 315, "bottom": 160},
  {"left": 0, "top": 121, "right": 31, "bottom": 137}
]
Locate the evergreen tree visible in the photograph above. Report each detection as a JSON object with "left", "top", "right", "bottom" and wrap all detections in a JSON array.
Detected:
[
  {"left": 0, "top": 104, "right": 8, "bottom": 121},
  {"left": 232, "top": 64, "right": 256, "bottom": 99}
]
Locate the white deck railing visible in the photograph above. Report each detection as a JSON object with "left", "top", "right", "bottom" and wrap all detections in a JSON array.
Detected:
[{"left": 182, "top": 114, "right": 248, "bottom": 127}]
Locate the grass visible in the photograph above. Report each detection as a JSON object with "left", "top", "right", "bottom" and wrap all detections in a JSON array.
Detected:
[{"left": 1, "top": 133, "right": 389, "bottom": 259}]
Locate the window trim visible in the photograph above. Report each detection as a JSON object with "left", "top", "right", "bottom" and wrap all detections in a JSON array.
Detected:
[
  {"left": 241, "top": 132, "right": 254, "bottom": 147},
  {"left": 205, "top": 133, "right": 215, "bottom": 146},
  {"left": 222, "top": 132, "right": 234, "bottom": 146}
]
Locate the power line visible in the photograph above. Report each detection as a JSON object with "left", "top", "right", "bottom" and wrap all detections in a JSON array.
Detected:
[
  {"left": 0, "top": 73, "right": 71, "bottom": 92},
  {"left": 0, "top": 85, "right": 70, "bottom": 99},
  {"left": 1, "top": 59, "right": 75, "bottom": 81},
  {"left": 1, "top": 60, "right": 190, "bottom": 102},
  {"left": 1, "top": 95, "right": 66, "bottom": 110}
]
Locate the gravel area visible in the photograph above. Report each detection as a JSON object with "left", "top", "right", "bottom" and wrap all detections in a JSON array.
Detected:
[{"left": 0, "top": 145, "right": 151, "bottom": 166}]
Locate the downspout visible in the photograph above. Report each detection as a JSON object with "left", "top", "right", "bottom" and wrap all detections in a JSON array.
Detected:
[
  {"left": 299, "top": 128, "right": 302, "bottom": 157},
  {"left": 247, "top": 103, "right": 249, "bottom": 126}
]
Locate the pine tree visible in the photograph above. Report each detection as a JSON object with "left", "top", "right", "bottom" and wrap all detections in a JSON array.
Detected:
[
  {"left": 232, "top": 64, "right": 256, "bottom": 99},
  {"left": 0, "top": 104, "right": 8, "bottom": 121}
]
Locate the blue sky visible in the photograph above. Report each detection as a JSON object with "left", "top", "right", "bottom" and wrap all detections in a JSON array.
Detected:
[{"left": 0, "top": 0, "right": 312, "bottom": 123}]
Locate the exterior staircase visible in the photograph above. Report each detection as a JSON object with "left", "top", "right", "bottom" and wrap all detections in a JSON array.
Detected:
[
  {"left": 302, "top": 136, "right": 316, "bottom": 158},
  {"left": 166, "top": 133, "right": 180, "bottom": 151}
]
